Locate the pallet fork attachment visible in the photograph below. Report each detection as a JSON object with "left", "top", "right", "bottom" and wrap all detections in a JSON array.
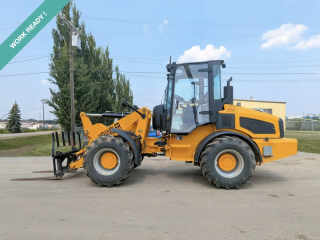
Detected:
[{"left": 51, "top": 131, "right": 82, "bottom": 178}]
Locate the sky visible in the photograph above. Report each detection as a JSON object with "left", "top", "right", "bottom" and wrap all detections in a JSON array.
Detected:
[{"left": 1, "top": 0, "right": 320, "bottom": 120}]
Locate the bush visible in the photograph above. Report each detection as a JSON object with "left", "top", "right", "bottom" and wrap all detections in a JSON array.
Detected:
[{"left": 0, "top": 129, "right": 9, "bottom": 134}]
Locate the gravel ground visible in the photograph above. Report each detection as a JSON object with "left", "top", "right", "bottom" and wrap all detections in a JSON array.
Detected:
[{"left": 0, "top": 152, "right": 319, "bottom": 240}]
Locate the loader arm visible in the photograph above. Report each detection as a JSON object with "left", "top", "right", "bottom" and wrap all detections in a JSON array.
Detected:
[{"left": 69, "top": 107, "right": 163, "bottom": 169}]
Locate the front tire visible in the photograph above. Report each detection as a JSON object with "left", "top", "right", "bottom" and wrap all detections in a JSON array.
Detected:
[
  {"left": 200, "top": 136, "right": 256, "bottom": 189},
  {"left": 83, "top": 135, "right": 134, "bottom": 187}
]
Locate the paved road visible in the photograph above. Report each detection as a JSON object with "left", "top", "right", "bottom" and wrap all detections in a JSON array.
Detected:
[
  {"left": 0, "top": 131, "right": 52, "bottom": 139},
  {"left": 1, "top": 152, "right": 319, "bottom": 240}
]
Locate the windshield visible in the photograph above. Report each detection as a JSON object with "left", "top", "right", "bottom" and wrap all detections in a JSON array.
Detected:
[{"left": 171, "top": 63, "right": 210, "bottom": 133}]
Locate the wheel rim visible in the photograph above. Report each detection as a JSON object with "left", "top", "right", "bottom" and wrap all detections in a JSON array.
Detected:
[
  {"left": 101, "top": 152, "right": 118, "bottom": 169},
  {"left": 93, "top": 148, "right": 120, "bottom": 176},
  {"left": 214, "top": 149, "right": 244, "bottom": 178}
]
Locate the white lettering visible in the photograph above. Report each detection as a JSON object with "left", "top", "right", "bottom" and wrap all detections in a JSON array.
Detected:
[
  {"left": 21, "top": 31, "right": 27, "bottom": 38},
  {"left": 10, "top": 13, "right": 46, "bottom": 50},
  {"left": 9, "top": 42, "right": 17, "bottom": 48}
]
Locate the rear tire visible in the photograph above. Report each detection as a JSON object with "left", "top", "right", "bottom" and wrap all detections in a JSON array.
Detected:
[
  {"left": 83, "top": 135, "right": 134, "bottom": 187},
  {"left": 200, "top": 136, "right": 256, "bottom": 189}
]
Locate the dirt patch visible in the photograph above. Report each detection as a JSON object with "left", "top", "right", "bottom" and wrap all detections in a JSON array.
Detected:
[{"left": 0, "top": 144, "right": 43, "bottom": 157}]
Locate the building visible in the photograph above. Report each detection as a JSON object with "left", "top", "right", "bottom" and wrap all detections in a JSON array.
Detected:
[
  {"left": 233, "top": 99, "right": 286, "bottom": 128},
  {"left": 0, "top": 121, "right": 6, "bottom": 129}
]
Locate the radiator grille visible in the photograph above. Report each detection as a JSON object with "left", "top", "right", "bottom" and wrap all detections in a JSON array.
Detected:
[{"left": 240, "top": 117, "right": 275, "bottom": 134}]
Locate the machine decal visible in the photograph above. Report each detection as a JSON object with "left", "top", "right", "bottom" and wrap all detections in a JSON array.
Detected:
[
  {"left": 98, "top": 128, "right": 113, "bottom": 137},
  {"left": 98, "top": 123, "right": 121, "bottom": 137},
  {"left": 113, "top": 123, "right": 122, "bottom": 129}
]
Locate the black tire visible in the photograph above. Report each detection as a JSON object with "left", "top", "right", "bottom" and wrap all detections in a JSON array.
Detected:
[
  {"left": 83, "top": 135, "right": 134, "bottom": 187},
  {"left": 200, "top": 136, "right": 256, "bottom": 190}
]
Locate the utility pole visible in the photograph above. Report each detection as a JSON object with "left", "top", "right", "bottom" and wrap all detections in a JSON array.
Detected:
[
  {"left": 69, "top": 23, "right": 75, "bottom": 147},
  {"left": 60, "top": 14, "right": 81, "bottom": 149},
  {"left": 41, "top": 100, "right": 45, "bottom": 130}
]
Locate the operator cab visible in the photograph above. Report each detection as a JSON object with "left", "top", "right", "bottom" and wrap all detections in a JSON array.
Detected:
[{"left": 153, "top": 60, "right": 232, "bottom": 134}]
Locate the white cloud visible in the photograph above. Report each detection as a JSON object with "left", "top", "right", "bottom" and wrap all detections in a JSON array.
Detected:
[
  {"left": 41, "top": 79, "right": 50, "bottom": 85},
  {"left": 177, "top": 44, "right": 231, "bottom": 63},
  {"left": 158, "top": 20, "right": 168, "bottom": 29},
  {"left": 260, "top": 23, "right": 307, "bottom": 49},
  {"left": 143, "top": 24, "right": 148, "bottom": 31},
  {"left": 289, "top": 34, "right": 320, "bottom": 50}
]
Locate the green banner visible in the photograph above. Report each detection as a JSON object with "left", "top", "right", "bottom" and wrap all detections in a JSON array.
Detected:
[{"left": 0, "top": 0, "right": 70, "bottom": 71}]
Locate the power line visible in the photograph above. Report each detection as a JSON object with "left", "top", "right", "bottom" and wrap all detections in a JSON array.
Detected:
[
  {"left": 4, "top": 18, "right": 320, "bottom": 28},
  {"left": 227, "top": 64, "right": 320, "bottom": 69},
  {"left": 2, "top": 70, "right": 320, "bottom": 78},
  {"left": 5, "top": 55, "right": 320, "bottom": 69},
  {"left": 9, "top": 52, "right": 320, "bottom": 66},
  {"left": 7, "top": 24, "right": 317, "bottom": 40},
  {"left": 92, "top": 30, "right": 319, "bottom": 39},
  {"left": 132, "top": 91, "right": 161, "bottom": 103},
  {"left": 112, "top": 56, "right": 166, "bottom": 63},
  {"left": 227, "top": 60, "right": 320, "bottom": 65},
  {"left": 0, "top": 72, "right": 49, "bottom": 77},
  {"left": 224, "top": 72, "right": 320, "bottom": 75},
  {"left": 11, "top": 54, "right": 50, "bottom": 60},
  {"left": 8, "top": 56, "right": 49, "bottom": 64},
  {"left": 0, "top": 26, "right": 17, "bottom": 31},
  {"left": 113, "top": 57, "right": 164, "bottom": 65},
  {"left": 20, "top": 108, "right": 43, "bottom": 112},
  {"left": 113, "top": 58, "right": 320, "bottom": 68},
  {"left": 222, "top": 79, "right": 320, "bottom": 82},
  {"left": 0, "top": 71, "right": 166, "bottom": 78},
  {"left": 83, "top": 16, "right": 320, "bottom": 28},
  {"left": 119, "top": 71, "right": 164, "bottom": 74},
  {"left": 0, "top": 21, "right": 22, "bottom": 27}
]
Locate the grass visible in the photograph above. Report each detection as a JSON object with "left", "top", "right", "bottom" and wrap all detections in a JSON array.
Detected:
[
  {"left": 285, "top": 130, "right": 320, "bottom": 154},
  {"left": 0, "top": 134, "right": 76, "bottom": 156},
  {"left": 0, "top": 135, "right": 52, "bottom": 151}
]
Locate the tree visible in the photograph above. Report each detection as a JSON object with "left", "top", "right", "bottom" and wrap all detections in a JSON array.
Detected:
[
  {"left": 46, "top": 2, "right": 133, "bottom": 131},
  {"left": 114, "top": 66, "right": 133, "bottom": 112},
  {"left": 6, "top": 101, "right": 22, "bottom": 133}
]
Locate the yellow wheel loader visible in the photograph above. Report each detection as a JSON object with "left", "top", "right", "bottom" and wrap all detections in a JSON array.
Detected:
[{"left": 51, "top": 60, "right": 297, "bottom": 189}]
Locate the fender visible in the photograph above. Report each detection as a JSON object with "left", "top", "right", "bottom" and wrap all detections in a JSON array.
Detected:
[
  {"left": 194, "top": 131, "right": 263, "bottom": 165},
  {"left": 112, "top": 128, "right": 142, "bottom": 166}
]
